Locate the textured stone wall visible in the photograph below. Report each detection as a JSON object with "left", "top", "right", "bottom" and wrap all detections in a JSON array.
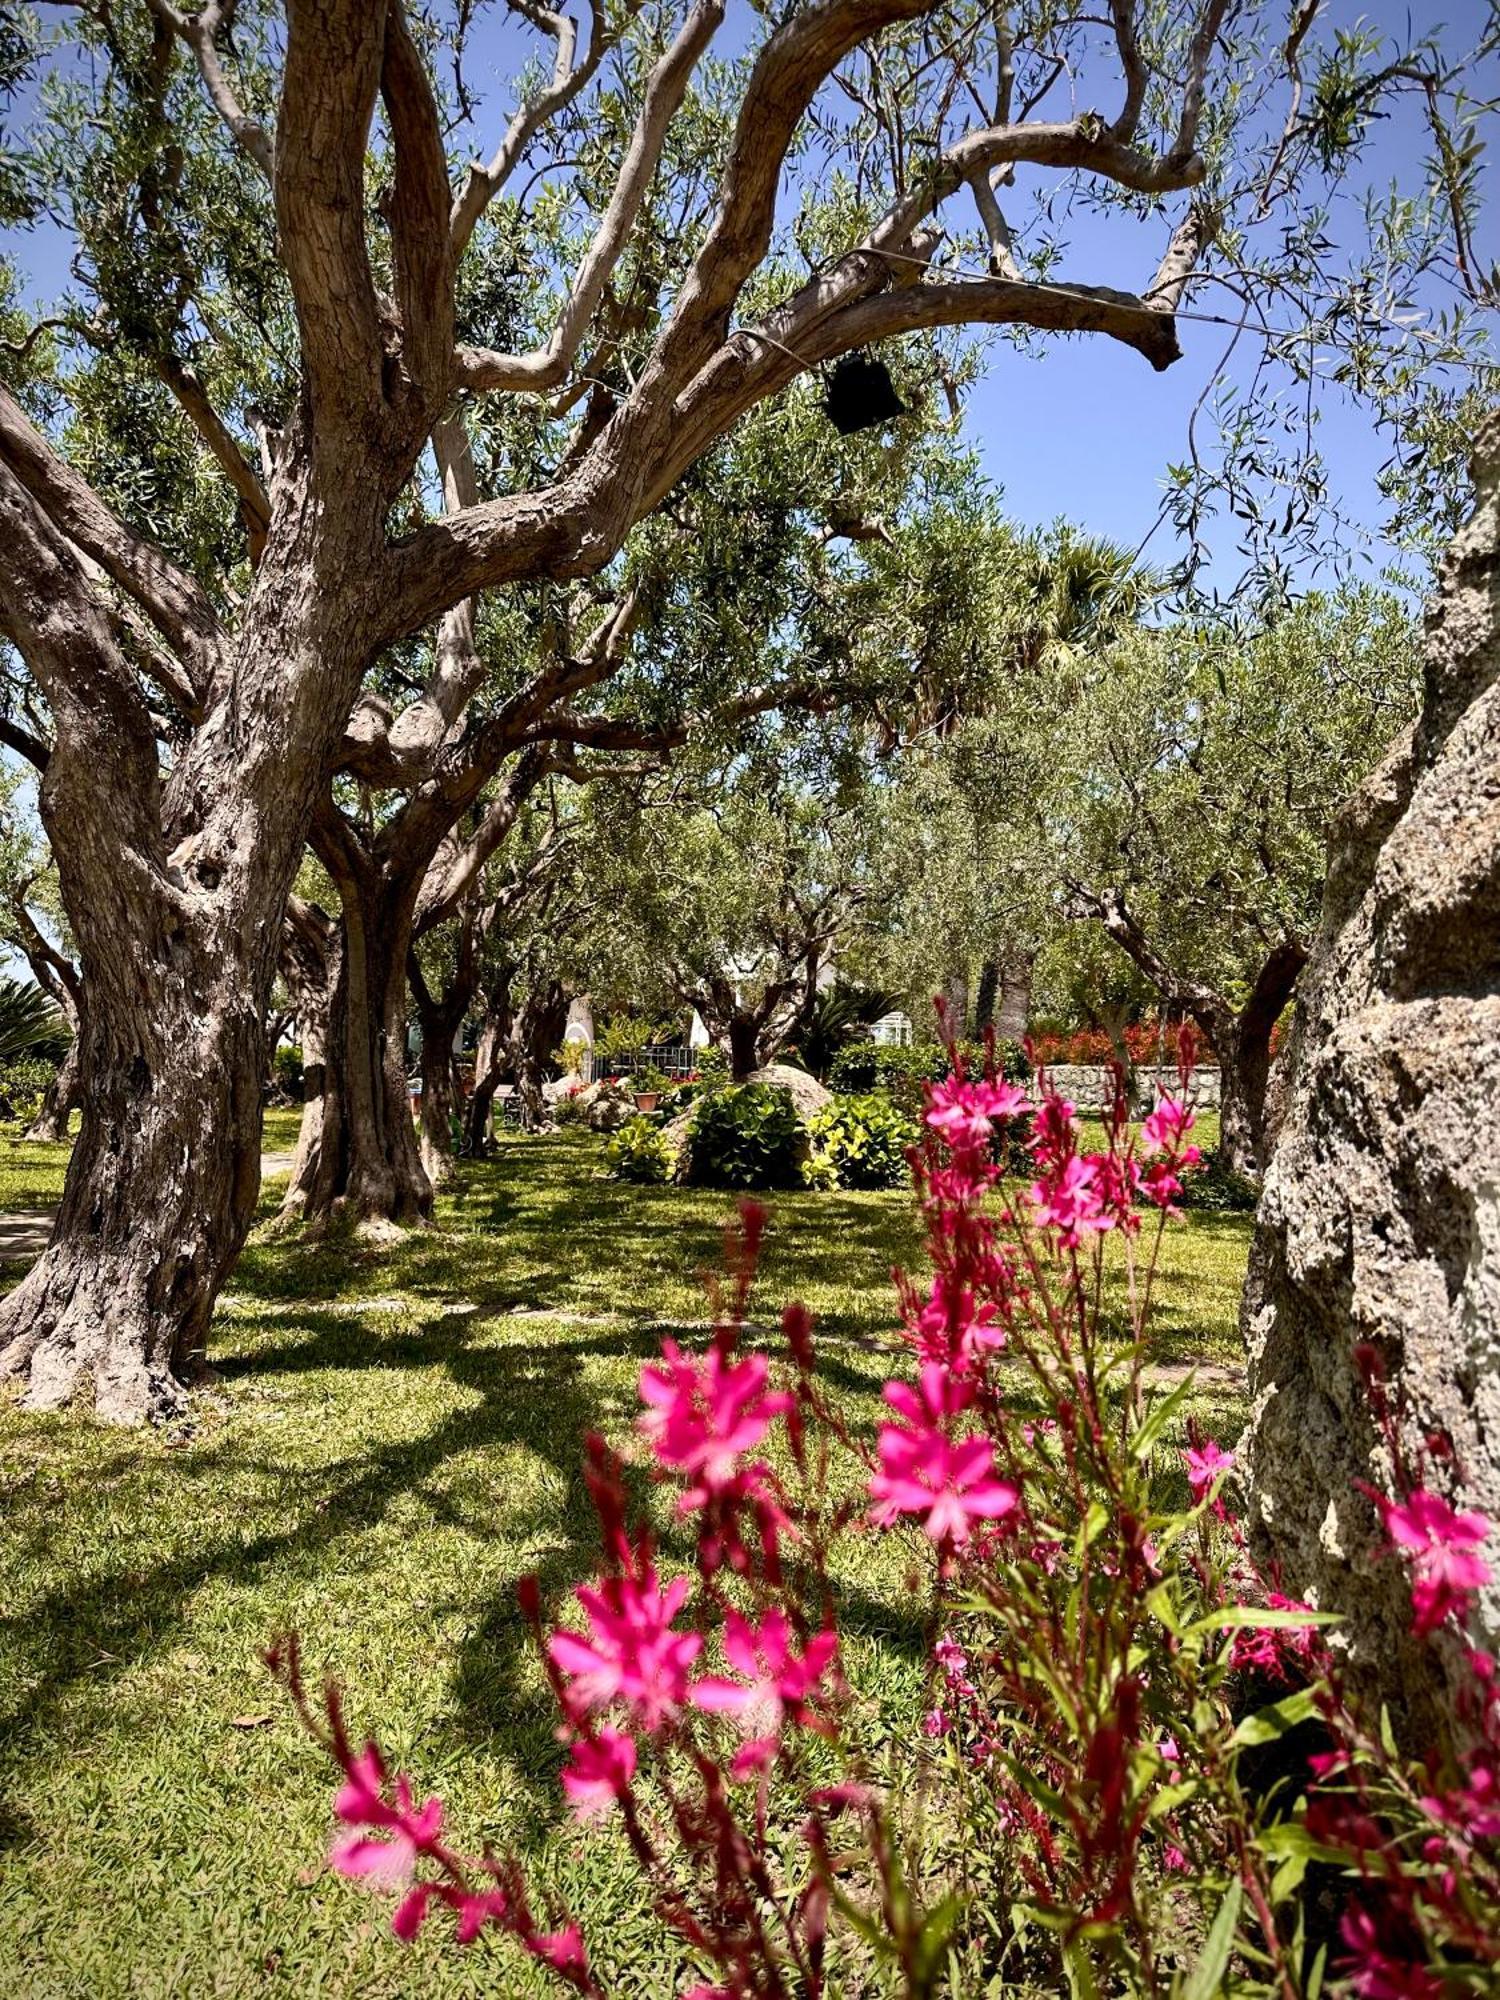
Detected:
[
  {"left": 1243, "top": 413, "right": 1500, "bottom": 1737},
  {"left": 1044, "top": 1063, "right": 1222, "bottom": 1112}
]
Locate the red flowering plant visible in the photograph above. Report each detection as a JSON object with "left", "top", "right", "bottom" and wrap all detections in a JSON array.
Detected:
[{"left": 271, "top": 1018, "right": 1498, "bottom": 1994}]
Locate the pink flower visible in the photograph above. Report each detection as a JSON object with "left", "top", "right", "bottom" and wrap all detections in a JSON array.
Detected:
[
  {"left": 1183, "top": 1438, "right": 1235, "bottom": 1509},
  {"left": 560, "top": 1727, "right": 638, "bottom": 1820},
  {"left": 549, "top": 1564, "right": 703, "bottom": 1731},
  {"left": 639, "top": 1342, "right": 792, "bottom": 1500},
  {"left": 868, "top": 1363, "right": 1020, "bottom": 1547},
  {"left": 329, "top": 1746, "right": 444, "bottom": 1893},
  {"left": 922, "top": 1707, "right": 948, "bottom": 1736},
  {"left": 910, "top": 1275, "right": 1004, "bottom": 1372},
  {"left": 1029, "top": 1090, "right": 1077, "bottom": 1167},
  {"left": 528, "top": 1925, "right": 589, "bottom": 1978},
  {"left": 1029, "top": 1153, "right": 1113, "bottom": 1246},
  {"left": 691, "top": 1606, "right": 837, "bottom": 1749},
  {"left": 1376, "top": 1487, "right": 1492, "bottom": 1637},
  {"left": 1141, "top": 1095, "right": 1196, "bottom": 1155},
  {"left": 1337, "top": 1907, "right": 1443, "bottom": 1998},
  {"left": 924, "top": 1075, "right": 1030, "bottom": 1149},
  {"left": 1140, "top": 1158, "right": 1192, "bottom": 1213},
  {"left": 1162, "top": 1844, "right": 1189, "bottom": 1873},
  {"left": 1423, "top": 1751, "right": 1500, "bottom": 1840},
  {"left": 1229, "top": 1592, "right": 1320, "bottom": 1683}
]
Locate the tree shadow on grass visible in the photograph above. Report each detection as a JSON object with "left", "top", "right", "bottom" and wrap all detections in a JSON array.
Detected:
[{"left": 0, "top": 1305, "right": 636, "bottom": 1784}]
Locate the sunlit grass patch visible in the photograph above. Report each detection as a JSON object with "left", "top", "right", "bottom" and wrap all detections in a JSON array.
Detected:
[{"left": 0, "top": 1127, "right": 1252, "bottom": 1995}]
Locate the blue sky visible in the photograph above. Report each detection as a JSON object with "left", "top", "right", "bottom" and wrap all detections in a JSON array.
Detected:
[{"left": 5, "top": 0, "right": 1496, "bottom": 582}]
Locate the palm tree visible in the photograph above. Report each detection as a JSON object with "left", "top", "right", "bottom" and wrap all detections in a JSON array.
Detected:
[{"left": 0, "top": 977, "right": 71, "bottom": 1065}]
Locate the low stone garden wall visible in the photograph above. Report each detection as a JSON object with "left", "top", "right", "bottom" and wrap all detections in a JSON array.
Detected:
[{"left": 1044, "top": 1063, "right": 1222, "bottom": 1112}]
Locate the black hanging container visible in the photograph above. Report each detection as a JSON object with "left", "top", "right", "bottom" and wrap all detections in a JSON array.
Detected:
[{"left": 823, "top": 353, "right": 907, "bottom": 436}]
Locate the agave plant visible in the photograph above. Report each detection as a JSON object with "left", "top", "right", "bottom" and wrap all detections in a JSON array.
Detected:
[{"left": 0, "top": 977, "right": 71, "bottom": 1065}]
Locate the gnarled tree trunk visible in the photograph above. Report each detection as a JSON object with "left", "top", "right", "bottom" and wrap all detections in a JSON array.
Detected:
[
  {"left": 1244, "top": 416, "right": 1500, "bottom": 1739},
  {"left": 278, "top": 898, "right": 340, "bottom": 1221},
  {"left": 995, "top": 943, "right": 1035, "bottom": 1042},
  {"left": 1068, "top": 883, "right": 1304, "bottom": 1177},
  {"left": 23, "top": 1033, "right": 82, "bottom": 1143},
  {"left": 294, "top": 811, "right": 432, "bottom": 1232}
]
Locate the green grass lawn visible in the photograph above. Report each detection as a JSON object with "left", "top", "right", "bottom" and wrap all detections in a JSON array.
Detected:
[{"left": 0, "top": 1129, "right": 1252, "bottom": 1998}]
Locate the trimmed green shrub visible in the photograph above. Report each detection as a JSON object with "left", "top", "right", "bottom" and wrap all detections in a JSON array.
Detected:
[
  {"left": 1180, "top": 1149, "right": 1259, "bottom": 1212},
  {"left": 603, "top": 1115, "right": 676, "bottom": 1185},
  {"left": 829, "top": 1038, "right": 1028, "bottom": 1114},
  {"left": 684, "top": 1083, "right": 804, "bottom": 1190},
  {"left": 805, "top": 1093, "right": 917, "bottom": 1191}
]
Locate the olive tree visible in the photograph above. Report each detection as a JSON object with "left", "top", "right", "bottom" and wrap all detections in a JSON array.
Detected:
[
  {"left": 1061, "top": 588, "right": 1420, "bottom": 1172},
  {"left": 0, "top": 0, "right": 1485, "bottom": 1420}
]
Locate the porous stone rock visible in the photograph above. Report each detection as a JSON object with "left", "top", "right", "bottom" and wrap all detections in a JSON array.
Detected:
[
  {"left": 1244, "top": 413, "right": 1500, "bottom": 1739},
  {"left": 747, "top": 1063, "right": 833, "bottom": 1121}
]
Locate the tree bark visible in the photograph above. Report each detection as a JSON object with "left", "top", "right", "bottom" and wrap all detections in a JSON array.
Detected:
[
  {"left": 1068, "top": 883, "right": 1303, "bottom": 1176},
  {"left": 409, "top": 921, "right": 482, "bottom": 1187},
  {"left": 728, "top": 1013, "right": 763, "bottom": 1082},
  {"left": 297, "top": 847, "right": 431, "bottom": 1233},
  {"left": 995, "top": 942, "right": 1035, "bottom": 1041},
  {"left": 974, "top": 956, "right": 999, "bottom": 1032},
  {"left": 22, "top": 1036, "right": 82, "bottom": 1143},
  {"left": 1244, "top": 415, "right": 1500, "bottom": 1740},
  {"left": 0, "top": 929, "right": 267, "bottom": 1422},
  {"left": 278, "top": 898, "right": 340, "bottom": 1219},
  {"left": 465, "top": 1003, "right": 504, "bottom": 1155},
  {"left": 1214, "top": 944, "right": 1303, "bottom": 1177}
]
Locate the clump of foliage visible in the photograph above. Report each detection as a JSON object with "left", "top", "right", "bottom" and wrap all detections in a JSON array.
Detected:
[
  {"left": 805, "top": 1092, "right": 917, "bottom": 1191},
  {"left": 791, "top": 982, "right": 901, "bottom": 1080},
  {"left": 0, "top": 977, "right": 68, "bottom": 1065},
  {"left": 1026, "top": 1016, "right": 1193, "bottom": 1067},
  {"left": 601, "top": 1117, "right": 675, "bottom": 1186},
  {"left": 551, "top": 1083, "right": 590, "bottom": 1127},
  {"left": 829, "top": 1038, "right": 1027, "bottom": 1114},
  {"left": 271, "top": 1044, "right": 304, "bottom": 1102},
  {"left": 1181, "top": 1148, "right": 1261, "bottom": 1213},
  {"left": 684, "top": 1083, "right": 805, "bottom": 1191},
  {"left": 594, "top": 1017, "right": 679, "bottom": 1064},
  {"left": 693, "top": 1047, "right": 730, "bottom": 1092},
  {"left": 281, "top": 1042, "right": 1500, "bottom": 1995},
  {"left": 0, "top": 1053, "right": 57, "bottom": 1127}
]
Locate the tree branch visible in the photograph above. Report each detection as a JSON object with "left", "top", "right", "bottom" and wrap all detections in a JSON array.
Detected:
[
  {"left": 1064, "top": 879, "right": 1233, "bottom": 1048},
  {"left": 143, "top": 0, "right": 275, "bottom": 180},
  {"left": 456, "top": 1, "right": 723, "bottom": 394},
  {"left": 450, "top": 1, "right": 611, "bottom": 257},
  {"left": 154, "top": 350, "right": 271, "bottom": 558},
  {"left": 415, "top": 744, "right": 555, "bottom": 931},
  {"left": 381, "top": 0, "right": 456, "bottom": 404},
  {"left": 0, "top": 384, "right": 225, "bottom": 697},
  {"left": 274, "top": 0, "right": 389, "bottom": 438}
]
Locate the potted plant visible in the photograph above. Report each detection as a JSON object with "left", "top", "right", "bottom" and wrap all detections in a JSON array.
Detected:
[{"left": 631, "top": 1063, "right": 669, "bottom": 1114}]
